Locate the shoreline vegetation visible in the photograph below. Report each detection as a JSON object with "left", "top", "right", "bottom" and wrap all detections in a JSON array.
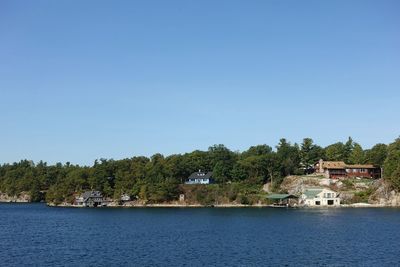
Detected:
[{"left": 1, "top": 137, "right": 400, "bottom": 207}]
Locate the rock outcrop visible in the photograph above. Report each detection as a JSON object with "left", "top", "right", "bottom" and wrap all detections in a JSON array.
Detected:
[
  {"left": 369, "top": 180, "right": 400, "bottom": 206},
  {"left": 279, "top": 175, "right": 400, "bottom": 206},
  {"left": 0, "top": 192, "right": 31, "bottom": 202},
  {"left": 280, "top": 175, "right": 338, "bottom": 195}
]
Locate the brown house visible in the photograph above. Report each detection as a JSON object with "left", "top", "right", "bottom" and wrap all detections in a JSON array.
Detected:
[{"left": 314, "top": 159, "right": 381, "bottom": 179}]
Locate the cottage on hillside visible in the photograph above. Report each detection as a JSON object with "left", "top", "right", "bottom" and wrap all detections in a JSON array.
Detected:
[
  {"left": 314, "top": 159, "right": 381, "bottom": 179},
  {"left": 185, "top": 170, "right": 214, "bottom": 185},
  {"left": 75, "top": 191, "right": 104, "bottom": 207},
  {"left": 300, "top": 188, "right": 340, "bottom": 207}
]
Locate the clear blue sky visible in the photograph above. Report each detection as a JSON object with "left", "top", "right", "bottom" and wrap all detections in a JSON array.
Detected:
[{"left": 1, "top": 0, "right": 399, "bottom": 165}]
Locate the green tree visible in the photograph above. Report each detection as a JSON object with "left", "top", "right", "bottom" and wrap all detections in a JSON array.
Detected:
[
  {"left": 348, "top": 143, "right": 364, "bottom": 164},
  {"left": 209, "top": 144, "right": 236, "bottom": 183},
  {"left": 242, "top": 145, "right": 272, "bottom": 157},
  {"left": 383, "top": 138, "right": 400, "bottom": 189},
  {"left": 300, "top": 138, "right": 325, "bottom": 172},
  {"left": 364, "top": 144, "right": 387, "bottom": 166},
  {"left": 324, "top": 142, "right": 346, "bottom": 161},
  {"left": 231, "top": 155, "right": 267, "bottom": 184},
  {"left": 344, "top": 137, "right": 355, "bottom": 162},
  {"left": 182, "top": 150, "right": 211, "bottom": 173},
  {"left": 29, "top": 177, "right": 43, "bottom": 202},
  {"left": 276, "top": 138, "right": 301, "bottom": 177},
  {"left": 145, "top": 154, "right": 167, "bottom": 183}
]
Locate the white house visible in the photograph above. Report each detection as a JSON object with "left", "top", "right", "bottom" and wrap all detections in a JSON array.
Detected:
[
  {"left": 185, "top": 170, "right": 214, "bottom": 185},
  {"left": 300, "top": 188, "right": 340, "bottom": 207},
  {"left": 121, "top": 193, "right": 131, "bottom": 202}
]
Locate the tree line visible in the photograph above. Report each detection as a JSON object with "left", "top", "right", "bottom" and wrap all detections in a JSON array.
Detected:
[{"left": 0, "top": 137, "right": 399, "bottom": 203}]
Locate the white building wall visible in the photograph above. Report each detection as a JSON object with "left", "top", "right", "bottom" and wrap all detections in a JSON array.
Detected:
[{"left": 302, "top": 189, "right": 341, "bottom": 207}]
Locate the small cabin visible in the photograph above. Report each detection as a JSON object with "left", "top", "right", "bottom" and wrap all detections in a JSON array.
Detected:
[
  {"left": 185, "top": 171, "right": 214, "bottom": 185},
  {"left": 75, "top": 191, "right": 104, "bottom": 207},
  {"left": 121, "top": 193, "right": 131, "bottom": 202}
]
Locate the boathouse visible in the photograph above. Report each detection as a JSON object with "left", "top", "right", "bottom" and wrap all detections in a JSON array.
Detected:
[
  {"left": 121, "top": 193, "right": 131, "bottom": 202},
  {"left": 75, "top": 191, "right": 104, "bottom": 207},
  {"left": 266, "top": 194, "right": 299, "bottom": 207},
  {"left": 300, "top": 188, "right": 340, "bottom": 207},
  {"left": 185, "top": 170, "right": 214, "bottom": 185}
]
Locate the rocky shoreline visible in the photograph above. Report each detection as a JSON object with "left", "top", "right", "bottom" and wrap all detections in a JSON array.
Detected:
[
  {"left": 0, "top": 192, "right": 30, "bottom": 203},
  {"left": 48, "top": 202, "right": 270, "bottom": 208},
  {"left": 46, "top": 201, "right": 399, "bottom": 208},
  {"left": 4, "top": 176, "right": 400, "bottom": 208}
]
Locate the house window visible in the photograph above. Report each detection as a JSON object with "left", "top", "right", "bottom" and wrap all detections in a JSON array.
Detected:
[
  {"left": 327, "top": 200, "right": 334, "bottom": 205},
  {"left": 315, "top": 201, "right": 320, "bottom": 205}
]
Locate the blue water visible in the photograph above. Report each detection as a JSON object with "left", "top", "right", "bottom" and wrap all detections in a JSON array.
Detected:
[{"left": 1, "top": 204, "right": 400, "bottom": 267}]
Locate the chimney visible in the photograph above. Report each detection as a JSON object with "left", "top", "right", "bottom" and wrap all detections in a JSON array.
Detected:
[{"left": 319, "top": 159, "right": 324, "bottom": 173}]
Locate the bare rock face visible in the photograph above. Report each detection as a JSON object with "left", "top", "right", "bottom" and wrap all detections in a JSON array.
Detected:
[
  {"left": 280, "top": 175, "right": 337, "bottom": 195},
  {"left": 339, "top": 192, "right": 355, "bottom": 203},
  {"left": 278, "top": 176, "right": 400, "bottom": 206},
  {"left": 369, "top": 180, "right": 400, "bottom": 206},
  {"left": 0, "top": 192, "right": 31, "bottom": 202},
  {"left": 280, "top": 176, "right": 307, "bottom": 194},
  {"left": 262, "top": 183, "right": 272, "bottom": 193}
]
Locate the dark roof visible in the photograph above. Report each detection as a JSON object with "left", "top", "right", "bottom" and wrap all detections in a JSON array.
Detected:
[
  {"left": 188, "top": 171, "right": 213, "bottom": 179},
  {"left": 82, "top": 191, "right": 103, "bottom": 200}
]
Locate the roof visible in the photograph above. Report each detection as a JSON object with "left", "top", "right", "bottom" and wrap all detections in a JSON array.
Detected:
[
  {"left": 318, "top": 161, "right": 346, "bottom": 169},
  {"left": 302, "top": 188, "right": 336, "bottom": 199},
  {"left": 82, "top": 191, "right": 103, "bottom": 200},
  {"left": 346, "top": 164, "right": 376, "bottom": 169},
  {"left": 316, "top": 161, "right": 378, "bottom": 170},
  {"left": 303, "top": 189, "right": 323, "bottom": 199},
  {"left": 188, "top": 171, "right": 213, "bottom": 179},
  {"left": 267, "top": 194, "right": 298, "bottom": 200}
]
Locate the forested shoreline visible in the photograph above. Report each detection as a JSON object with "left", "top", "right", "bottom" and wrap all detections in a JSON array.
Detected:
[{"left": 0, "top": 137, "right": 399, "bottom": 204}]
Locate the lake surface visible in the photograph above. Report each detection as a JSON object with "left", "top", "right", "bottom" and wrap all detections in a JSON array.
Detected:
[{"left": 1, "top": 204, "right": 400, "bottom": 267}]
